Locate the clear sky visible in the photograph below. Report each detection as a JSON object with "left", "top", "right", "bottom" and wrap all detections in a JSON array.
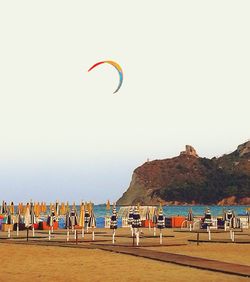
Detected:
[{"left": 0, "top": 1, "right": 249, "bottom": 204}]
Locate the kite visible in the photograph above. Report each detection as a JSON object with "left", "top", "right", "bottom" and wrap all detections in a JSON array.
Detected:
[{"left": 88, "top": 60, "right": 123, "bottom": 93}]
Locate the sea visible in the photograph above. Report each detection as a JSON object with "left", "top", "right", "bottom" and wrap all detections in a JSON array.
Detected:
[{"left": 89, "top": 204, "right": 250, "bottom": 217}]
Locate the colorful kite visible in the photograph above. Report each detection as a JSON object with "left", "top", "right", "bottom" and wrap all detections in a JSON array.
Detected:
[{"left": 88, "top": 60, "right": 123, "bottom": 93}]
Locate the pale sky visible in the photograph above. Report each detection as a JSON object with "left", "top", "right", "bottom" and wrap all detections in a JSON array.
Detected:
[{"left": 0, "top": 1, "right": 249, "bottom": 203}]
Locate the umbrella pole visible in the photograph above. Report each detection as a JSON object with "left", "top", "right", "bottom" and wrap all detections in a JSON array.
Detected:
[
  {"left": 92, "top": 228, "right": 95, "bottom": 241},
  {"left": 149, "top": 221, "right": 151, "bottom": 232},
  {"left": 32, "top": 225, "right": 35, "bottom": 237},
  {"left": 52, "top": 225, "right": 54, "bottom": 233},
  {"left": 207, "top": 226, "right": 211, "bottom": 241},
  {"left": 26, "top": 228, "right": 29, "bottom": 242},
  {"left": 82, "top": 227, "right": 84, "bottom": 238},
  {"left": 131, "top": 226, "right": 133, "bottom": 237},
  {"left": 49, "top": 228, "right": 51, "bottom": 241},
  {"left": 17, "top": 224, "right": 19, "bottom": 237},
  {"left": 132, "top": 228, "right": 135, "bottom": 246},
  {"left": 74, "top": 229, "right": 77, "bottom": 240},
  {"left": 153, "top": 226, "right": 156, "bottom": 237},
  {"left": 67, "top": 228, "right": 69, "bottom": 242},
  {"left": 112, "top": 229, "right": 115, "bottom": 244},
  {"left": 160, "top": 230, "right": 162, "bottom": 245},
  {"left": 8, "top": 227, "right": 10, "bottom": 238},
  {"left": 136, "top": 229, "right": 139, "bottom": 246}
]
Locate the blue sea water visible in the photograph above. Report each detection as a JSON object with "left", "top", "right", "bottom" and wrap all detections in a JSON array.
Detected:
[{"left": 91, "top": 205, "right": 249, "bottom": 217}]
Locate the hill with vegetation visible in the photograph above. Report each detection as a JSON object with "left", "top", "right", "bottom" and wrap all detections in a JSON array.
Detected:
[{"left": 117, "top": 142, "right": 250, "bottom": 205}]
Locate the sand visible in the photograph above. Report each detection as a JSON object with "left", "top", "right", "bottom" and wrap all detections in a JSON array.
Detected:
[
  {"left": 0, "top": 227, "right": 249, "bottom": 281},
  {"left": 0, "top": 243, "right": 248, "bottom": 282}
]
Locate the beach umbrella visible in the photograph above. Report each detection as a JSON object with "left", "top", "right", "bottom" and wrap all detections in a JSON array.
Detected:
[
  {"left": 24, "top": 204, "right": 31, "bottom": 228},
  {"left": 30, "top": 201, "right": 36, "bottom": 237},
  {"left": 132, "top": 205, "right": 141, "bottom": 246},
  {"left": 204, "top": 208, "right": 212, "bottom": 227},
  {"left": 16, "top": 210, "right": 21, "bottom": 237},
  {"left": 72, "top": 202, "right": 76, "bottom": 212},
  {"left": 187, "top": 209, "right": 194, "bottom": 231},
  {"left": 55, "top": 201, "right": 60, "bottom": 216},
  {"left": 157, "top": 205, "right": 165, "bottom": 244},
  {"left": 79, "top": 202, "right": 85, "bottom": 238},
  {"left": 60, "top": 202, "right": 66, "bottom": 215},
  {"left": 110, "top": 203, "right": 118, "bottom": 244},
  {"left": 65, "top": 201, "right": 70, "bottom": 214},
  {"left": 84, "top": 204, "right": 90, "bottom": 233},
  {"left": 152, "top": 209, "right": 158, "bottom": 236},
  {"left": 106, "top": 200, "right": 111, "bottom": 212},
  {"left": 145, "top": 207, "right": 151, "bottom": 231},
  {"left": 65, "top": 210, "right": 71, "bottom": 241},
  {"left": 70, "top": 207, "right": 78, "bottom": 239},
  {"left": 10, "top": 201, "right": 15, "bottom": 215},
  {"left": 1, "top": 201, "right": 7, "bottom": 214},
  {"left": 88, "top": 209, "right": 96, "bottom": 241}
]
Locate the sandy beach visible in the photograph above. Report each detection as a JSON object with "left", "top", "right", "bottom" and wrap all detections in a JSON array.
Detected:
[{"left": 0, "top": 227, "right": 249, "bottom": 282}]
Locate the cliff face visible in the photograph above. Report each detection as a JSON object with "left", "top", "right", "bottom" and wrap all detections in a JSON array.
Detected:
[{"left": 117, "top": 142, "right": 250, "bottom": 205}]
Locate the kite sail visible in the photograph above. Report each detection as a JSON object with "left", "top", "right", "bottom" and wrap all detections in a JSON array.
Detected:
[{"left": 88, "top": 60, "right": 123, "bottom": 94}]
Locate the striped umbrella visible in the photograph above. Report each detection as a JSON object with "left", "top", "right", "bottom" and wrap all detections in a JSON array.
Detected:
[
  {"left": 204, "top": 208, "right": 212, "bottom": 227},
  {"left": 70, "top": 208, "right": 78, "bottom": 231},
  {"left": 110, "top": 203, "right": 118, "bottom": 244},
  {"left": 84, "top": 204, "right": 90, "bottom": 233},
  {"left": 132, "top": 205, "right": 141, "bottom": 246},
  {"left": 127, "top": 206, "right": 134, "bottom": 226},
  {"left": 157, "top": 205, "right": 165, "bottom": 244}
]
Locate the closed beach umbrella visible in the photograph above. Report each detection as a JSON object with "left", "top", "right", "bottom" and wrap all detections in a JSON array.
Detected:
[
  {"left": 88, "top": 209, "right": 96, "bottom": 241},
  {"left": 65, "top": 210, "right": 70, "bottom": 241},
  {"left": 132, "top": 205, "right": 141, "bottom": 246},
  {"left": 110, "top": 204, "right": 118, "bottom": 244},
  {"left": 187, "top": 209, "right": 194, "bottom": 231},
  {"left": 70, "top": 208, "right": 78, "bottom": 228},
  {"left": 65, "top": 202, "right": 70, "bottom": 214},
  {"left": 145, "top": 207, "right": 151, "bottom": 231},
  {"left": 204, "top": 208, "right": 212, "bottom": 227},
  {"left": 128, "top": 207, "right": 134, "bottom": 226},
  {"left": 157, "top": 205, "right": 165, "bottom": 244},
  {"left": 55, "top": 201, "right": 60, "bottom": 216},
  {"left": 187, "top": 209, "right": 194, "bottom": 222},
  {"left": 30, "top": 202, "right": 36, "bottom": 237},
  {"left": 106, "top": 200, "right": 111, "bottom": 212},
  {"left": 79, "top": 203, "right": 85, "bottom": 238},
  {"left": 10, "top": 201, "right": 15, "bottom": 215},
  {"left": 84, "top": 205, "right": 90, "bottom": 233},
  {"left": 152, "top": 209, "right": 158, "bottom": 236},
  {"left": 24, "top": 204, "right": 31, "bottom": 228}
]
